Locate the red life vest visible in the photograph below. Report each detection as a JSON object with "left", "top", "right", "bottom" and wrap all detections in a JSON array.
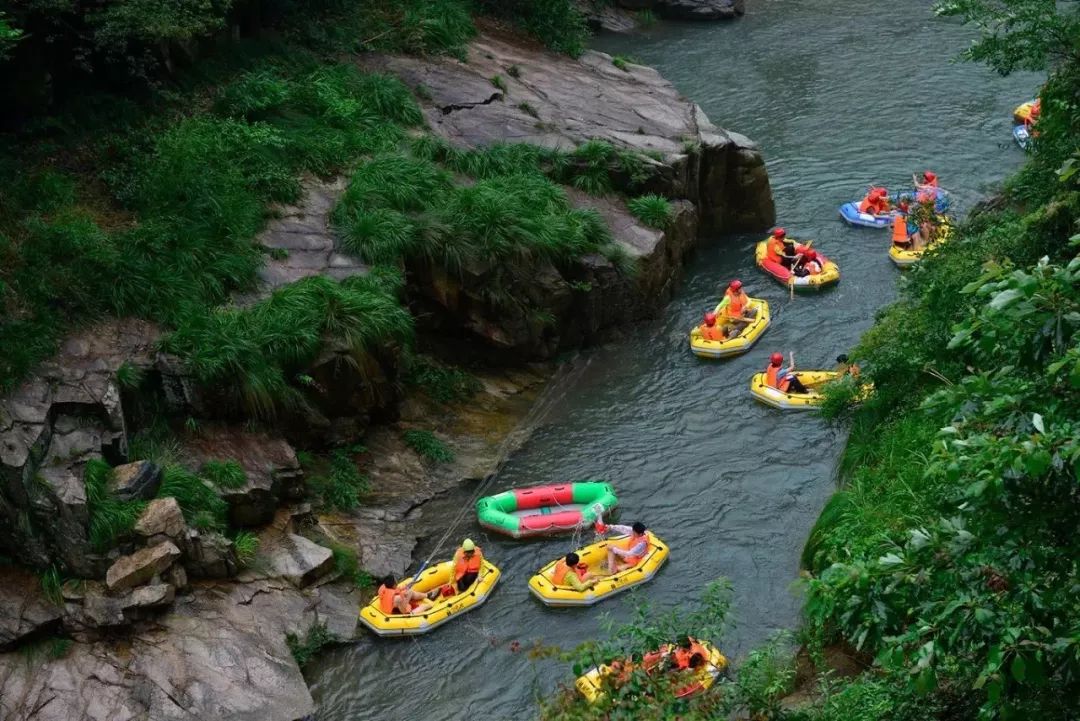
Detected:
[
  {"left": 699, "top": 324, "right": 725, "bottom": 341},
  {"left": 892, "top": 214, "right": 910, "bottom": 244},
  {"left": 765, "top": 364, "right": 791, "bottom": 392},
  {"left": 725, "top": 290, "right": 748, "bottom": 318},
  {"left": 766, "top": 236, "right": 785, "bottom": 263}
]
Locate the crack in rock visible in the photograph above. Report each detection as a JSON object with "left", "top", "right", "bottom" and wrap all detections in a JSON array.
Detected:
[{"left": 439, "top": 92, "right": 503, "bottom": 115}]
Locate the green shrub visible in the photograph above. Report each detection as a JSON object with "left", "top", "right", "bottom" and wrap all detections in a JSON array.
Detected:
[
  {"left": 85, "top": 458, "right": 147, "bottom": 551},
  {"left": 232, "top": 531, "right": 260, "bottom": 566},
  {"left": 403, "top": 430, "right": 454, "bottom": 463},
  {"left": 115, "top": 361, "right": 144, "bottom": 390},
  {"left": 490, "top": 75, "right": 507, "bottom": 93},
  {"left": 402, "top": 354, "right": 482, "bottom": 403},
  {"left": 39, "top": 565, "right": 63, "bottom": 606},
  {"left": 286, "top": 622, "right": 334, "bottom": 667},
  {"left": 156, "top": 465, "right": 227, "bottom": 530},
  {"left": 327, "top": 540, "right": 375, "bottom": 589},
  {"left": 202, "top": 460, "right": 247, "bottom": 490},
  {"left": 308, "top": 450, "right": 370, "bottom": 512},
  {"left": 627, "top": 194, "right": 672, "bottom": 228},
  {"left": 611, "top": 55, "right": 633, "bottom": 72}
]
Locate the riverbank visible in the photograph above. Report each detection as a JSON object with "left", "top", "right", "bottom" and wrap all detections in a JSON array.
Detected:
[{"left": 0, "top": 14, "right": 774, "bottom": 720}]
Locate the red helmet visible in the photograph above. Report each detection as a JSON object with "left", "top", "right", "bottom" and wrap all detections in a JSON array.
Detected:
[
  {"left": 770, "top": 352, "right": 784, "bottom": 365},
  {"left": 923, "top": 170, "right": 937, "bottom": 182},
  {"left": 729, "top": 279, "right": 742, "bottom": 291},
  {"left": 773, "top": 227, "right": 786, "bottom": 239},
  {"left": 704, "top": 312, "right": 717, "bottom": 326},
  {"left": 804, "top": 249, "right": 818, "bottom": 261}
]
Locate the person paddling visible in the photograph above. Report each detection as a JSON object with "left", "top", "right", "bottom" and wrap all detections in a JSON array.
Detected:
[
  {"left": 723, "top": 280, "right": 758, "bottom": 324},
  {"left": 765, "top": 351, "right": 809, "bottom": 394}
]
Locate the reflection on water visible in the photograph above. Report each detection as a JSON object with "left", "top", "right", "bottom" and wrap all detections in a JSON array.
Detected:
[{"left": 308, "top": 2, "right": 1037, "bottom": 718}]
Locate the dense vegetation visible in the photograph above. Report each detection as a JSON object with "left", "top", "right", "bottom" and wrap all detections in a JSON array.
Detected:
[{"left": 794, "top": 1, "right": 1080, "bottom": 719}]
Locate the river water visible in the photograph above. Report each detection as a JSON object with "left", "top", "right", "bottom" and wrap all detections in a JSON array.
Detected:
[{"left": 309, "top": 2, "right": 1037, "bottom": 718}]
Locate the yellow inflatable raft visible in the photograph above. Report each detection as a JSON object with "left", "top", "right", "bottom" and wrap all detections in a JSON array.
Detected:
[
  {"left": 1013, "top": 100, "right": 1036, "bottom": 125},
  {"left": 689, "top": 298, "right": 770, "bottom": 359},
  {"left": 358, "top": 559, "right": 500, "bottom": 636},
  {"left": 749, "top": 370, "right": 841, "bottom": 410},
  {"left": 889, "top": 217, "right": 952, "bottom": 268},
  {"left": 755, "top": 240, "right": 839, "bottom": 290},
  {"left": 527, "top": 532, "right": 669, "bottom": 607},
  {"left": 575, "top": 640, "right": 727, "bottom": 703}
]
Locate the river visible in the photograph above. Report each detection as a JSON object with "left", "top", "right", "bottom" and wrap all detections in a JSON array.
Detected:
[{"left": 308, "top": 2, "right": 1037, "bottom": 718}]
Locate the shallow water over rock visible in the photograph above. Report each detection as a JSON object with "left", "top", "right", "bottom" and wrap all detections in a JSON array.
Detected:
[{"left": 308, "top": 3, "right": 1037, "bottom": 718}]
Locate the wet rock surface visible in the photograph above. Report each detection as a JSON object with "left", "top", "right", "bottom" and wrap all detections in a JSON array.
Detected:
[
  {"left": 109, "top": 460, "right": 163, "bottom": 501},
  {"left": 0, "top": 566, "right": 62, "bottom": 649},
  {"left": 655, "top": 0, "right": 745, "bottom": 20}
]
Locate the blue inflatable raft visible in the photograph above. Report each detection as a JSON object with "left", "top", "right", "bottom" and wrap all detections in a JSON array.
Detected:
[
  {"left": 1013, "top": 124, "right": 1031, "bottom": 151},
  {"left": 839, "top": 202, "right": 893, "bottom": 229}
]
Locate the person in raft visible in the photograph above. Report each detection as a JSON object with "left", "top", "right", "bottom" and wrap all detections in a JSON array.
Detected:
[
  {"left": 766, "top": 351, "right": 810, "bottom": 394},
  {"left": 377, "top": 575, "right": 435, "bottom": 616},
  {"left": 798, "top": 248, "right": 824, "bottom": 276},
  {"left": 697, "top": 311, "right": 734, "bottom": 341},
  {"left": 671, "top": 636, "right": 711, "bottom": 670},
  {"left": 765, "top": 227, "right": 789, "bottom": 267},
  {"left": 913, "top": 170, "right": 940, "bottom": 205},
  {"left": 835, "top": 354, "right": 861, "bottom": 377},
  {"left": 594, "top": 516, "right": 650, "bottom": 573},
  {"left": 891, "top": 196, "right": 917, "bottom": 248},
  {"left": 551, "top": 551, "right": 598, "bottom": 590},
  {"left": 1024, "top": 98, "right": 1041, "bottom": 129},
  {"left": 452, "top": 538, "right": 483, "bottom": 593},
  {"left": 723, "top": 280, "right": 758, "bottom": 323},
  {"left": 858, "top": 187, "right": 891, "bottom": 216}
]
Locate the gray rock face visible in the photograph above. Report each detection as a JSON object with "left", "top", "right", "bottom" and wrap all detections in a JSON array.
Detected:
[
  {"left": 134, "top": 497, "right": 187, "bottom": 544},
  {"left": 0, "top": 319, "right": 160, "bottom": 575},
  {"left": 105, "top": 541, "right": 181, "bottom": 593},
  {"left": 0, "top": 566, "right": 62, "bottom": 649},
  {"left": 261, "top": 533, "right": 334, "bottom": 588},
  {"left": 655, "top": 0, "right": 745, "bottom": 20},
  {"left": 180, "top": 427, "right": 305, "bottom": 527},
  {"left": 110, "top": 460, "right": 162, "bottom": 501},
  {"left": 1, "top": 578, "right": 359, "bottom": 721}
]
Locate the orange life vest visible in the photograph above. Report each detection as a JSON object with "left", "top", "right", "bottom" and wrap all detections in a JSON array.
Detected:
[
  {"left": 892, "top": 214, "right": 910, "bottom": 244},
  {"left": 699, "top": 324, "right": 725, "bottom": 341},
  {"left": 725, "top": 291, "right": 748, "bottom": 318},
  {"left": 620, "top": 534, "right": 650, "bottom": 566},
  {"left": 454, "top": 547, "right": 483, "bottom": 580},
  {"left": 859, "top": 195, "right": 888, "bottom": 215},
  {"left": 766, "top": 236, "right": 785, "bottom": 263},
  {"left": 765, "top": 364, "right": 791, "bottom": 392},
  {"left": 378, "top": 585, "right": 399, "bottom": 614},
  {"left": 551, "top": 560, "right": 589, "bottom": 585},
  {"left": 673, "top": 641, "right": 710, "bottom": 669}
]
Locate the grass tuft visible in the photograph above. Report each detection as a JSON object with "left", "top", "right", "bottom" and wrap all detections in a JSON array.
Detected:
[
  {"left": 202, "top": 460, "right": 247, "bottom": 490},
  {"left": 403, "top": 429, "right": 454, "bottom": 463},
  {"left": 627, "top": 194, "right": 673, "bottom": 229},
  {"left": 286, "top": 622, "right": 334, "bottom": 667},
  {"left": 85, "top": 458, "right": 146, "bottom": 551}
]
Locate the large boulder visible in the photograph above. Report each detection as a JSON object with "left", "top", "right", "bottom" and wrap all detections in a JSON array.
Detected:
[
  {"left": 134, "top": 497, "right": 187, "bottom": 545},
  {"left": 105, "top": 541, "right": 181, "bottom": 593},
  {"left": 261, "top": 533, "right": 334, "bottom": 588}
]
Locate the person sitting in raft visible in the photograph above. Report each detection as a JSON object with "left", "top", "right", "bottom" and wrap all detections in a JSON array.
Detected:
[
  {"left": 378, "top": 575, "right": 435, "bottom": 615},
  {"left": 835, "top": 354, "right": 861, "bottom": 377},
  {"left": 452, "top": 538, "right": 483, "bottom": 593},
  {"left": 672, "top": 636, "right": 711, "bottom": 670},
  {"left": 551, "top": 551, "right": 598, "bottom": 590},
  {"left": 799, "top": 248, "right": 824, "bottom": 276},
  {"left": 858, "top": 187, "right": 891, "bottom": 216},
  {"left": 891, "top": 197, "right": 915, "bottom": 248},
  {"left": 765, "top": 227, "right": 788, "bottom": 266},
  {"left": 698, "top": 311, "right": 730, "bottom": 341},
  {"left": 723, "top": 280, "right": 758, "bottom": 322},
  {"left": 766, "top": 351, "right": 810, "bottom": 394},
  {"left": 595, "top": 516, "right": 650, "bottom": 573},
  {"left": 913, "top": 170, "right": 940, "bottom": 206}
]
